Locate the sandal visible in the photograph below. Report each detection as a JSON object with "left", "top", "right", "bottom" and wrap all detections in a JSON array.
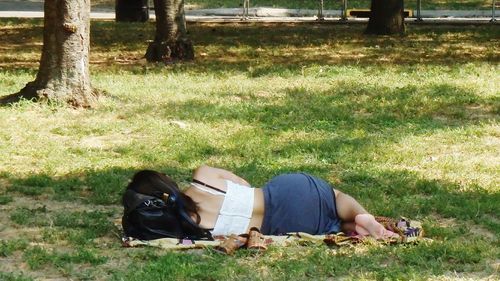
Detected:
[
  {"left": 247, "top": 227, "right": 267, "bottom": 251},
  {"left": 402, "top": 226, "right": 423, "bottom": 242},
  {"left": 214, "top": 234, "right": 247, "bottom": 255},
  {"left": 323, "top": 233, "right": 361, "bottom": 246},
  {"left": 377, "top": 216, "right": 424, "bottom": 243}
]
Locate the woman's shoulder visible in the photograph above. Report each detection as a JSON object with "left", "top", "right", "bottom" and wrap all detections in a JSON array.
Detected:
[
  {"left": 192, "top": 165, "right": 229, "bottom": 192},
  {"left": 193, "top": 165, "right": 251, "bottom": 187},
  {"left": 192, "top": 165, "right": 212, "bottom": 176}
]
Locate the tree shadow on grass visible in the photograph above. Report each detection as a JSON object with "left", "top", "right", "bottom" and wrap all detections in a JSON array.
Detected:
[
  {"left": 1, "top": 19, "right": 499, "bottom": 73},
  {"left": 124, "top": 80, "right": 498, "bottom": 136},
  {"left": 1, "top": 78, "right": 496, "bottom": 206},
  {"left": 147, "top": 23, "right": 500, "bottom": 75},
  {"left": 1, "top": 166, "right": 189, "bottom": 205},
  {"left": 107, "top": 81, "right": 498, "bottom": 189},
  {"left": 338, "top": 169, "right": 499, "bottom": 230},
  {"left": 4, "top": 168, "right": 495, "bottom": 280},
  {"left": 1, "top": 127, "right": 497, "bottom": 279},
  {"left": 1, "top": 161, "right": 279, "bottom": 206},
  {"left": 185, "top": 23, "right": 499, "bottom": 70},
  {"left": 2, "top": 153, "right": 497, "bottom": 228}
]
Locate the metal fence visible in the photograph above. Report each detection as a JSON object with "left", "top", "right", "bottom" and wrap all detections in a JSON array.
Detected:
[{"left": 239, "top": 0, "right": 498, "bottom": 22}]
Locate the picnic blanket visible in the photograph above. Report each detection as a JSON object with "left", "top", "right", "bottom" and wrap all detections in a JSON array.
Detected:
[{"left": 121, "top": 217, "right": 429, "bottom": 254}]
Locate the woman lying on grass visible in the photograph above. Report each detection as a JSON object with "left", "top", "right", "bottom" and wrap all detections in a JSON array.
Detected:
[{"left": 122, "top": 165, "right": 399, "bottom": 240}]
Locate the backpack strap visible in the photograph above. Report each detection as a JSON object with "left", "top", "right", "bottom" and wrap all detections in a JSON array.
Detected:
[
  {"left": 192, "top": 179, "right": 227, "bottom": 194},
  {"left": 123, "top": 189, "right": 158, "bottom": 215}
]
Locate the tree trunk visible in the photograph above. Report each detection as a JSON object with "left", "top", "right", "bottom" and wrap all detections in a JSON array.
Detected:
[
  {"left": 115, "top": 0, "right": 149, "bottom": 22},
  {"left": 145, "top": 0, "right": 194, "bottom": 62},
  {"left": 0, "top": 0, "right": 97, "bottom": 107},
  {"left": 365, "top": 0, "right": 405, "bottom": 35}
]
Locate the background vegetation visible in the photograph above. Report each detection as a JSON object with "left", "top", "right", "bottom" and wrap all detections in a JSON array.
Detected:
[
  {"left": 185, "top": 0, "right": 496, "bottom": 10},
  {"left": 90, "top": 0, "right": 496, "bottom": 10},
  {"left": 0, "top": 18, "right": 498, "bottom": 280}
]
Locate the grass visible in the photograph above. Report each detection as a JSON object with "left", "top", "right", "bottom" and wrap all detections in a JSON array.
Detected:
[
  {"left": 23, "top": 247, "right": 107, "bottom": 270},
  {"left": 0, "top": 195, "right": 13, "bottom": 205},
  {"left": 0, "top": 18, "right": 499, "bottom": 280}
]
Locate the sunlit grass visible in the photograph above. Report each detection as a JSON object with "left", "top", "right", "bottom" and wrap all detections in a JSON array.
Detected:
[{"left": 0, "top": 18, "right": 498, "bottom": 280}]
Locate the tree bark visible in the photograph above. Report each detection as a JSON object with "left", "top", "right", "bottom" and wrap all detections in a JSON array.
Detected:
[
  {"left": 1, "top": 0, "right": 97, "bottom": 107},
  {"left": 365, "top": 0, "right": 405, "bottom": 35},
  {"left": 115, "top": 0, "right": 149, "bottom": 22},
  {"left": 145, "top": 0, "right": 194, "bottom": 62}
]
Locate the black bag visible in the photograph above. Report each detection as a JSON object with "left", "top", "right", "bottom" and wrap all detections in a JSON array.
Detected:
[{"left": 122, "top": 170, "right": 213, "bottom": 241}]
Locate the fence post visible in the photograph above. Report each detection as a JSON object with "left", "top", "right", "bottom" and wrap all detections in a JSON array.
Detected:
[
  {"left": 492, "top": 0, "right": 497, "bottom": 22},
  {"left": 416, "top": 0, "right": 423, "bottom": 21},
  {"left": 340, "top": 0, "right": 348, "bottom": 21},
  {"left": 318, "top": 0, "right": 325, "bottom": 20}
]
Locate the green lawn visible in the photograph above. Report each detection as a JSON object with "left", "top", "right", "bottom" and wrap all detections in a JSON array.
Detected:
[{"left": 0, "top": 19, "right": 499, "bottom": 280}]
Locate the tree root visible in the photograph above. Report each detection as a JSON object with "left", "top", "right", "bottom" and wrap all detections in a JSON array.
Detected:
[
  {"left": 0, "top": 82, "right": 39, "bottom": 105},
  {"left": 145, "top": 38, "right": 194, "bottom": 63},
  {"left": 0, "top": 81, "right": 101, "bottom": 108}
]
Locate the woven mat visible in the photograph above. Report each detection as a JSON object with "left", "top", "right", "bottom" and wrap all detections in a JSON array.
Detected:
[{"left": 120, "top": 217, "right": 429, "bottom": 251}]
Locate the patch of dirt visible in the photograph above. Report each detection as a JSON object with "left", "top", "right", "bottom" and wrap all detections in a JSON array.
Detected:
[
  {"left": 10, "top": 196, "right": 121, "bottom": 212},
  {"left": 0, "top": 178, "right": 12, "bottom": 195},
  {"left": 0, "top": 252, "right": 35, "bottom": 279},
  {"left": 0, "top": 195, "right": 121, "bottom": 239},
  {"left": 433, "top": 216, "right": 459, "bottom": 228},
  {"left": 469, "top": 225, "right": 497, "bottom": 240},
  {"left": 78, "top": 134, "right": 132, "bottom": 150},
  {"left": 431, "top": 271, "right": 499, "bottom": 280},
  {"left": 1, "top": 227, "right": 44, "bottom": 240},
  {"left": 482, "top": 214, "right": 500, "bottom": 225},
  {"left": 465, "top": 104, "right": 498, "bottom": 120},
  {"left": 0, "top": 195, "right": 124, "bottom": 280},
  {"left": 431, "top": 214, "right": 498, "bottom": 241}
]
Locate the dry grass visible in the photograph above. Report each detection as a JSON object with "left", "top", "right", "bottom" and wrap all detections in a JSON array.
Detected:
[
  {"left": 0, "top": 21, "right": 498, "bottom": 70},
  {"left": 0, "top": 19, "right": 498, "bottom": 281}
]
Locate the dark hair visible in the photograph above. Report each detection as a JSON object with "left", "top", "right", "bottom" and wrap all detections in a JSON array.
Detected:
[
  {"left": 122, "top": 170, "right": 212, "bottom": 240},
  {"left": 126, "top": 170, "right": 201, "bottom": 224}
]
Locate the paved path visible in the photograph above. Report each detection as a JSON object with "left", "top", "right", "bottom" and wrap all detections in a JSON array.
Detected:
[{"left": 0, "top": 0, "right": 497, "bottom": 23}]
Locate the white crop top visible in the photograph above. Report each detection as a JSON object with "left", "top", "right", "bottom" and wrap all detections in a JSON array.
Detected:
[{"left": 191, "top": 180, "right": 254, "bottom": 236}]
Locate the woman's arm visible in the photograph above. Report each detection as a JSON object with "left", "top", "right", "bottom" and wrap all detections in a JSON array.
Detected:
[{"left": 192, "top": 165, "right": 251, "bottom": 188}]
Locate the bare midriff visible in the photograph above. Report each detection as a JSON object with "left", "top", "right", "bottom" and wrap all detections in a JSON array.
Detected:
[{"left": 248, "top": 188, "right": 265, "bottom": 230}]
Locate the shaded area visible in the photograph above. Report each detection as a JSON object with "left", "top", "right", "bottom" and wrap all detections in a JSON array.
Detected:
[
  {"left": 0, "top": 13, "right": 498, "bottom": 281},
  {"left": 119, "top": 82, "right": 498, "bottom": 136},
  {"left": 1, "top": 79, "right": 497, "bottom": 206},
  {"left": 1, "top": 168, "right": 496, "bottom": 280},
  {"left": 2, "top": 158, "right": 498, "bottom": 229},
  {"left": 338, "top": 170, "right": 499, "bottom": 233},
  {"left": 2, "top": 80, "right": 496, "bottom": 202},
  {"left": 0, "top": 19, "right": 498, "bottom": 72},
  {"left": 111, "top": 237, "right": 495, "bottom": 280}
]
